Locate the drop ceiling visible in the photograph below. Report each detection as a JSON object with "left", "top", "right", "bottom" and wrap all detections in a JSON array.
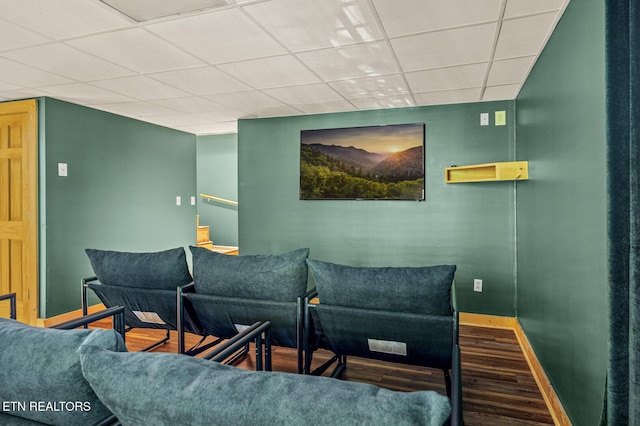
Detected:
[{"left": 0, "top": 0, "right": 570, "bottom": 135}]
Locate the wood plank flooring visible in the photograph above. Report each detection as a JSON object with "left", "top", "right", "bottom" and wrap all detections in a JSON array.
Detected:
[{"left": 92, "top": 322, "right": 555, "bottom": 426}]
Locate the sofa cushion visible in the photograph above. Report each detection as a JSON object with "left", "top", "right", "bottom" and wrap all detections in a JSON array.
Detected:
[
  {"left": 189, "top": 246, "right": 309, "bottom": 301},
  {"left": 86, "top": 247, "right": 192, "bottom": 290},
  {"left": 80, "top": 345, "right": 451, "bottom": 426},
  {"left": 0, "top": 413, "right": 47, "bottom": 425},
  {"left": 0, "top": 318, "right": 126, "bottom": 426},
  {"left": 307, "top": 259, "right": 456, "bottom": 315}
]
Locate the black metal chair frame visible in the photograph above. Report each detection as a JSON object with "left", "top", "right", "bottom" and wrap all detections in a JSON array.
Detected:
[
  {"left": 82, "top": 276, "right": 215, "bottom": 353},
  {"left": 1, "top": 292, "right": 17, "bottom": 320},
  {"left": 202, "top": 320, "right": 273, "bottom": 371},
  {"left": 178, "top": 284, "right": 315, "bottom": 373},
  {"left": 302, "top": 285, "right": 463, "bottom": 426}
]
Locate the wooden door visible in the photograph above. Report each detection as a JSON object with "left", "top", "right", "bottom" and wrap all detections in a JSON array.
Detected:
[{"left": 0, "top": 99, "right": 38, "bottom": 324}]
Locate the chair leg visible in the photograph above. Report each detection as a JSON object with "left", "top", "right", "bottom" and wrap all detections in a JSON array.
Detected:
[
  {"left": 444, "top": 369, "right": 452, "bottom": 399},
  {"left": 330, "top": 355, "right": 347, "bottom": 378},
  {"left": 140, "top": 329, "right": 171, "bottom": 352}
]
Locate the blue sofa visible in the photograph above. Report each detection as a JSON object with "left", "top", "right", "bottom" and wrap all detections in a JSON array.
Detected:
[{"left": 0, "top": 295, "right": 453, "bottom": 426}]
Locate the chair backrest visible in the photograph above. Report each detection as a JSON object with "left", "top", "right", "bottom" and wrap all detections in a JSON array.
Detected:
[
  {"left": 306, "top": 259, "right": 457, "bottom": 370},
  {"left": 83, "top": 248, "right": 199, "bottom": 333},
  {"left": 187, "top": 246, "right": 310, "bottom": 348}
]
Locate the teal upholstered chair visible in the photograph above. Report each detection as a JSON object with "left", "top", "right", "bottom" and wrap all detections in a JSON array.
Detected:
[
  {"left": 303, "top": 259, "right": 462, "bottom": 425},
  {"left": 179, "top": 246, "right": 314, "bottom": 372},
  {"left": 83, "top": 247, "right": 209, "bottom": 353}
]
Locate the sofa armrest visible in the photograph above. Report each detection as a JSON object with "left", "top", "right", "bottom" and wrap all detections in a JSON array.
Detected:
[
  {"left": 203, "top": 321, "right": 272, "bottom": 370},
  {"left": 51, "top": 305, "right": 126, "bottom": 341},
  {"left": 0, "top": 292, "right": 17, "bottom": 320}
]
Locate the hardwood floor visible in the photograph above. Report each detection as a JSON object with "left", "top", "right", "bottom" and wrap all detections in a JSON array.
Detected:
[{"left": 93, "top": 322, "right": 555, "bottom": 425}]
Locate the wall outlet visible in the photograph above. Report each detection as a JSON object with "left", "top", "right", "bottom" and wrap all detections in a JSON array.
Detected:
[{"left": 474, "top": 279, "right": 483, "bottom": 292}]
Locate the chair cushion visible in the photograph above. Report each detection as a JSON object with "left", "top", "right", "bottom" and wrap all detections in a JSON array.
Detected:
[
  {"left": 80, "top": 345, "right": 451, "bottom": 426},
  {"left": 0, "top": 318, "right": 126, "bottom": 426},
  {"left": 86, "top": 247, "right": 192, "bottom": 290},
  {"left": 307, "top": 259, "right": 456, "bottom": 315},
  {"left": 189, "top": 246, "right": 309, "bottom": 301}
]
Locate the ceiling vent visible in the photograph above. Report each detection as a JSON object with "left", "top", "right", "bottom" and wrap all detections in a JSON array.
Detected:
[{"left": 101, "top": 0, "right": 231, "bottom": 22}]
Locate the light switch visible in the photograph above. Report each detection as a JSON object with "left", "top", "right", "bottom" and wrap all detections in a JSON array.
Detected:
[
  {"left": 480, "top": 113, "right": 489, "bottom": 126},
  {"left": 495, "top": 111, "right": 506, "bottom": 126},
  {"left": 58, "top": 163, "right": 68, "bottom": 177},
  {"left": 191, "top": 196, "right": 196, "bottom": 205},
  {"left": 176, "top": 196, "right": 181, "bottom": 206}
]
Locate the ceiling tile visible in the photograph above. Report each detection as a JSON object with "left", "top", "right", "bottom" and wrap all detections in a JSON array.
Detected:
[
  {"left": 262, "top": 83, "right": 344, "bottom": 105},
  {"left": 39, "top": 83, "right": 135, "bottom": 104},
  {"left": 143, "top": 113, "right": 212, "bottom": 127},
  {"left": 296, "top": 100, "right": 356, "bottom": 115},
  {"left": 373, "top": 0, "right": 502, "bottom": 37},
  {"left": 0, "top": 57, "right": 72, "bottom": 87},
  {"left": 405, "top": 63, "right": 489, "bottom": 93},
  {"left": 0, "top": 89, "right": 43, "bottom": 100},
  {"left": 486, "top": 56, "right": 536, "bottom": 86},
  {"left": 483, "top": 84, "right": 522, "bottom": 101},
  {"left": 151, "top": 97, "right": 229, "bottom": 114},
  {"left": 204, "top": 91, "right": 297, "bottom": 116},
  {"left": 96, "top": 101, "right": 178, "bottom": 117},
  {"left": 217, "top": 56, "right": 320, "bottom": 89},
  {"left": 196, "top": 103, "right": 250, "bottom": 122},
  {"left": 4, "top": 43, "right": 135, "bottom": 81},
  {"left": 494, "top": 12, "right": 559, "bottom": 60},
  {"left": 504, "top": 0, "right": 568, "bottom": 18},
  {"left": 92, "top": 76, "right": 191, "bottom": 100},
  {"left": 0, "top": 0, "right": 131, "bottom": 39},
  {"left": 243, "top": 0, "right": 382, "bottom": 52},
  {"left": 414, "top": 88, "right": 482, "bottom": 105},
  {"left": 297, "top": 42, "right": 399, "bottom": 81},
  {"left": 145, "top": 8, "right": 287, "bottom": 64},
  {"left": 100, "top": 0, "right": 230, "bottom": 22},
  {"left": 0, "top": 19, "right": 50, "bottom": 51},
  {"left": 0, "top": 80, "right": 22, "bottom": 91},
  {"left": 67, "top": 28, "right": 204, "bottom": 73},
  {"left": 351, "top": 96, "right": 415, "bottom": 110},
  {"left": 329, "top": 74, "right": 409, "bottom": 100},
  {"left": 149, "top": 66, "right": 252, "bottom": 95},
  {"left": 392, "top": 23, "right": 497, "bottom": 72},
  {"left": 178, "top": 121, "right": 238, "bottom": 135}
]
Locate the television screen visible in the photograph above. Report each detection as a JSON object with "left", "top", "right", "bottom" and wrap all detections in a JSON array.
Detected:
[{"left": 300, "top": 123, "right": 425, "bottom": 200}]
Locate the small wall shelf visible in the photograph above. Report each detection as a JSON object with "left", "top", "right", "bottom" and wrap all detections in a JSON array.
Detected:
[{"left": 445, "top": 161, "right": 528, "bottom": 183}]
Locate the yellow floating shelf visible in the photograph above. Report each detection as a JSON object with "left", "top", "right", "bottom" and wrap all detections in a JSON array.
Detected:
[{"left": 445, "top": 161, "right": 528, "bottom": 183}]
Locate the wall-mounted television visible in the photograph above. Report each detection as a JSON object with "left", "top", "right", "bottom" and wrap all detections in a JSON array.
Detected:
[{"left": 300, "top": 123, "right": 425, "bottom": 200}]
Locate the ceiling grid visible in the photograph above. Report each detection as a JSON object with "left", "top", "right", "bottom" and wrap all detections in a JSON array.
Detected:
[{"left": 0, "top": 0, "right": 570, "bottom": 135}]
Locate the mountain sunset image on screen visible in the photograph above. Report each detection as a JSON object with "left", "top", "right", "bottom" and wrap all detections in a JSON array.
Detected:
[{"left": 300, "top": 123, "right": 425, "bottom": 200}]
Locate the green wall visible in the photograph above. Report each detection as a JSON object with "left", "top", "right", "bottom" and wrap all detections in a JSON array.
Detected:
[
  {"left": 40, "top": 98, "right": 197, "bottom": 317},
  {"left": 196, "top": 133, "right": 238, "bottom": 246},
  {"left": 515, "top": 0, "right": 608, "bottom": 424},
  {"left": 238, "top": 102, "right": 519, "bottom": 315}
]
